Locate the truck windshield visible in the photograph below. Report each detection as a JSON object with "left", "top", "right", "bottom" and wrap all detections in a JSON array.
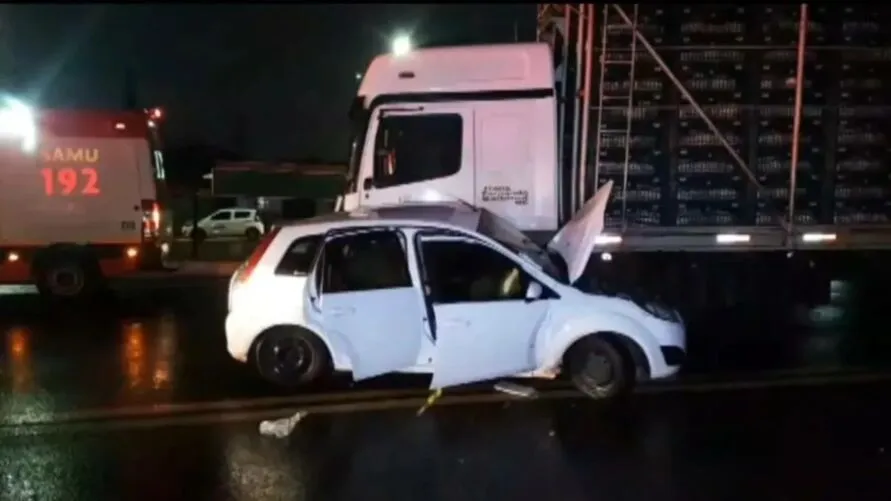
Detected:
[
  {"left": 345, "top": 97, "right": 369, "bottom": 193},
  {"left": 478, "top": 209, "right": 566, "bottom": 283}
]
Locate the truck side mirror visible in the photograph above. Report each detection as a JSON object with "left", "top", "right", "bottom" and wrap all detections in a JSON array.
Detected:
[{"left": 362, "top": 178, "right": 374, "bottom": 190}]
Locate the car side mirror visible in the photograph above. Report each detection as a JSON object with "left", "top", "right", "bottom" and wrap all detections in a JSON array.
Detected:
[
  {"left": 362, "top": 177, "right": 374, "bottom": 190},
  {"left": 525, "top": 282, "right": 543, "bottom": 302}
]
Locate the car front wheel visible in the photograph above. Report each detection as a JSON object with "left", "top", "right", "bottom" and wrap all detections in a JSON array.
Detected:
[
  {"left": 565, "top": 335, "right": 634, "bottom": 400},
  {"left": 252, "top": 326, "right": 331, "bottom": 387}
]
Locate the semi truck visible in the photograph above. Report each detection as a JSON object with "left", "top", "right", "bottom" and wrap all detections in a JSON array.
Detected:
[{"left": 340, "top": 4, "right": 891, "bottom": 310}]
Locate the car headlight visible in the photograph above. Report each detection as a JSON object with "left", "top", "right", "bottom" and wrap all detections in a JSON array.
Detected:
[{"left": 642, "top": 301, "right": 678, "bottom": 322}]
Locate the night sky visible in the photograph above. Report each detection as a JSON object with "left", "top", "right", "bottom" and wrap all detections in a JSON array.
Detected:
[{"left": 5, "top": 4, "right": 534, "bottom": 162}]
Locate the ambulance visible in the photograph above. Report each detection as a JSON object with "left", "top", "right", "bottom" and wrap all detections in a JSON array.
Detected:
[{"left": 0, "top": 96, "right": 169, "bottom": 299}]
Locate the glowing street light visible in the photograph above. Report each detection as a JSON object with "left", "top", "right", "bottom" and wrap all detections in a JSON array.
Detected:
[{"left": 391, "top": 34, "right": 412, "bottom": 56}]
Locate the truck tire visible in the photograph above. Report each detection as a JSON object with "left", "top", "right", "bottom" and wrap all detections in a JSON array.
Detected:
[
  {"left": 252, "top": 326, "right": 332, "bottom": 387},
  {"left": 33, "top": 250, "right": 103, "bottom": 301},
  {"left": 245, "top": 227, "right": 260, "bottom": 241},
  {"left": 193, "top": 228, "right": 207, "bottom": 244},
  {"left": 565, "top": 334, "right": 635, "bottom": 400}
]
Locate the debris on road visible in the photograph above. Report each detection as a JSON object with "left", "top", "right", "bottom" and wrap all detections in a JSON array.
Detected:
[
  {"left": 416, "top": 389, "right": 443, "bottom": 416},
  {"left": 259, "top": 410, "right": 308, "bottom": 438},
  {"left": 494, "top": 381, "right": 538, "bottom": 399}
]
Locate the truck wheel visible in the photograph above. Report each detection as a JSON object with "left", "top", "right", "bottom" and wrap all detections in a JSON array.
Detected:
[
  {"left": 193, "top": 228, "right": 207, "bottom": 244},
  {"left": 565, "top": 335, "right": 634, "bottom": 400},
  {"left": 34, "top": 253, "right": 102, "bottom": 301},
  {"left": 252, "top": 326, "right": 331, "bottom": 387},
  {"left": 245, "top": 227, "right": 260, "bottom": 241}
]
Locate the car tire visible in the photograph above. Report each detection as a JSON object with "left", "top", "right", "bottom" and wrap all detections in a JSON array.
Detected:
[
  {"left": 245, "top": 227, "right": 261, "bottom": 241},
  {"left": 193, "top": 228, "right": 207, "bottom": 244},
  {"left": 33, "top": 249, "right": 103, "bottom": 302},
  {"left": 565, "top": 335, "right": 634, "bottom": 400},
  {"left": 252, "top": 326, "right": 331, "bottom": 387}
]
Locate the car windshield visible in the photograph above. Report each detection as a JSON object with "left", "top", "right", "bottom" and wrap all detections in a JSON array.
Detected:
[{"left": 477, "top": 209, "right": 566, "bottom": 283}]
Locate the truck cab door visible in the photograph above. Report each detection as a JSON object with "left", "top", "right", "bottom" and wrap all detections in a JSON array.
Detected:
[
  {"left": 307, "top": 228, "right": 427, "bottom": 380},
  {"left": 357, "top": 106, "right": 475, "bottom": 208}
]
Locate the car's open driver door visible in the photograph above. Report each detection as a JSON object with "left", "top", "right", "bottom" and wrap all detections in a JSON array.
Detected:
[{"left": 306, "top": 229, "right": 427, "bottom": 380}]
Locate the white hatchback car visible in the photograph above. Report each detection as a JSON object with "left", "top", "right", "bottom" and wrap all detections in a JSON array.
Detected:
[
  {"left": 181, "top": 208, "right": 265, "bottom": 242},
  {"left": 225, "top": 182, "right": 685, "bottom": 400}
]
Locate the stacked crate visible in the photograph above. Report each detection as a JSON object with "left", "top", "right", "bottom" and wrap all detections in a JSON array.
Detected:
[
  {"left": 593, "top": 5, "right": 669, "bottom": 228},
  {"left": 583, "top": 4, "right": 891, "bottom": 229},
  {"left": 754, "top": 5, "right": 830, "bottom": 226},
  {"left": 833, "top": 7, "right": 891, "bottom": 224},
  {"left": 671, "top": 6, "right": 750, "bottom": 226}
]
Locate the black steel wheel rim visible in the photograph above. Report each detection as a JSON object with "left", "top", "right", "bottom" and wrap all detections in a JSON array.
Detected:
[
  {"left": 581, "top": 348, "right": 615, "bottom": 388},
  {"left": 264, "top": 337, "right": 311, "bottom": 380}
]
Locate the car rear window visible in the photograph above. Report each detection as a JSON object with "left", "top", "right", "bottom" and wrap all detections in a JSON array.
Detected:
[{"left": 275, "top": 234, "right": 323, "bottom": 276}]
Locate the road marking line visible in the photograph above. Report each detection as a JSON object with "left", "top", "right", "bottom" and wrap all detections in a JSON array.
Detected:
[
  {"left": 3, "top": 371, "right": 891, "bottom": 435},
  {"left": 2, "top": 368, "right": 886, "bottom": 427}
]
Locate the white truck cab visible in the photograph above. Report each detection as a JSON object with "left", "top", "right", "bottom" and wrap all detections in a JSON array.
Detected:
[{"left": 342, "top": 43, "right": 560, "bottom": 240}]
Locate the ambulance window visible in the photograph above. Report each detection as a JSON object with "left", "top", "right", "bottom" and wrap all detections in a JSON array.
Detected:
[{"left": 373, "top": 114, "right": 462, "bottom": 188}]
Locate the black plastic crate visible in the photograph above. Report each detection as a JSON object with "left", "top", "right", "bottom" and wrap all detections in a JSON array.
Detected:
[
  {"left": 675, "top": 6, "right": 748, "bottom": 46},
  {"left": 759, "top": 50, "right": 828, "bottom": 106},
  {"left": 597, "top": 5, "right": 667, "bottom": 47},
  {"left": 838, "top": 49, "right": 891, "bottom": 106},
  {"left": 839, "top": 6, "right": 891, "bottom": 46},
  {"left": 758, "top": 5, "right": 830, "bottom": 46}
]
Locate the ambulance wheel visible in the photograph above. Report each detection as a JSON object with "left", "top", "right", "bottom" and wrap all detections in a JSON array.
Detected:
[
  {"left": 34, "top": 252, "right": 103, "bottom": 301},
  {"left": 245, "top": 227, "right": 260, "bottom": 241},
  {"left": 565, "top": 334, "right": 634, "bottom": 400},
  {"left": 252, "top": 326, "right": 331, "bottom": 387}
]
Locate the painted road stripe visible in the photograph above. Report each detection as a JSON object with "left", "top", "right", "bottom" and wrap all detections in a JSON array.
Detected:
[
  {"left": 1, "top": 366, "right": 878, "bottom": 427},
  {"left": 2, "top": 371, "right": 891, "bottom": 436}
]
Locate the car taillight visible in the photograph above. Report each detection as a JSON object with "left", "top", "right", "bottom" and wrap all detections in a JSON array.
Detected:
[
  {"left": 234, "top": 227, "right": 281, "bottom": 285},
  {"left": 141, "top": 199, "right": 161, "bottom": 239}
]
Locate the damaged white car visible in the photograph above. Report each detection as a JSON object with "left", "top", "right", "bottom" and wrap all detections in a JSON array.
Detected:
[{"left": 225, "top": 182, "right": 686, "bottom": 400}]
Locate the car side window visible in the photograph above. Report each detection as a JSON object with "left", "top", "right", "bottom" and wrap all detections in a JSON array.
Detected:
[
  {"left": 233, "top": 210, "right": 252, "bottom": 220},
  {"left": 275, "top": 235, "right": 323, "bottom": 276},
  {"left": 210, "top": 211, "right": 232, "bottom": 221},
  {"left": 420, "top": 239, "right": 531, "bottom": 304},
  {"left": 373, "top": 114, "right": 462, "bottom": 188},
  {"left": 320, "top": 230, "right": 411, "bottom": 293}
]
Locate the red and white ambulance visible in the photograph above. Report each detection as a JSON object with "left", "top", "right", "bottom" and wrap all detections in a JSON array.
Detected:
[{"left": 0, "top": 96, "right": 169, "bottom": 299}]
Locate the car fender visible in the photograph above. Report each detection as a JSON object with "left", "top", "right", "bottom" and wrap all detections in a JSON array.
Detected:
[{"left": 536, "top": 310, "right": 661, "bottom": 371}]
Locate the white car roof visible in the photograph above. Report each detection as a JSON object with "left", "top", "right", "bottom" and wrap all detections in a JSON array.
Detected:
[{"left": 277, "top": 202, "right": 487, "bottom": 237}]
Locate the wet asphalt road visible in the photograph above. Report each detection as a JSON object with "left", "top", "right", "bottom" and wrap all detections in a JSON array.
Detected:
[
  {"left": 1, "top": 279, "right": 891, "bottom": 500},
  {"left": 2, "top": 381, "right": 891, "bottom": 501}
]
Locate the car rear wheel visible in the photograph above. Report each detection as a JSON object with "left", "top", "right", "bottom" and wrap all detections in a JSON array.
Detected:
[
  {"left": 565, "top": 335, "right": 634, "bottom": 400},
  {"left": 253, "top": 326, "right": 331, "bottom": 387},
  {"left": 245, "top": 227, "right": 260, "bottom": 241}
]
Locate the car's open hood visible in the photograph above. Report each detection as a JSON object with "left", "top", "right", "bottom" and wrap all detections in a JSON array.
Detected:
[{"left": 546, "top": 180, "right": 613, "bottom": 284}]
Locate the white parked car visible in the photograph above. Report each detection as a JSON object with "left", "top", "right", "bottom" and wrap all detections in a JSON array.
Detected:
[
  {"left": 181, "top": 208, "right": 265, "bottom": 242},
  {"left": 225, "top": 182, "right": 685, "bottom": 400}
]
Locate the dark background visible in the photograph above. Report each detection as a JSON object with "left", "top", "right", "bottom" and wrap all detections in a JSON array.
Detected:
[{"left": 2, "top": 4, "right": 533, "bottom": 162}]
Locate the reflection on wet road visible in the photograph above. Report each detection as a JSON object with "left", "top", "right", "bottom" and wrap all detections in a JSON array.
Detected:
[
  {"left": 1, "top": 280, "right": 891, "bottom": 499},
  {"left": 2, "top": 278, "right": 891, "bottom": 422},
  {"left": 1, "top": 381, "right": 890, "bottom": 501}
]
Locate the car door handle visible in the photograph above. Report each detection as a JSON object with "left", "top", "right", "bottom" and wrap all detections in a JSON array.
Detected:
[{"left": 329, "top": 306, "right": 355, "bottom": 317}]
